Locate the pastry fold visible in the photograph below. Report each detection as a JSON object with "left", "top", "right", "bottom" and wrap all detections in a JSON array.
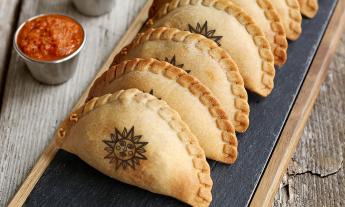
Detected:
[
  {"left": 298, "top": 0, "right": 319, "bottom": 18},
  {"left": 88, "top": 58, "right": 238, "bottom": 164},
  {"left": 58, "top": 89, "right": 213, "bottom": 207},
  {"left": 113, "top": 27, "right": 250, "bottom": 132},
  {"left": 148, "top": 0, "right": 275, "bottom": 97},
  {"left": 270, "top": 0, "right": 302, "bottom": 40}
]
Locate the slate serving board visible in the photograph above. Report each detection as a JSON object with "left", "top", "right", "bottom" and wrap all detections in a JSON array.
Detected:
[{"left": 24, "top": 1, "right": 338, "bottom": 206}]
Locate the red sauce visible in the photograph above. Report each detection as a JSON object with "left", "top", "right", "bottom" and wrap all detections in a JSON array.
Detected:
[{"left": 17, "top": 14, "right": 84, "bottom": 61}]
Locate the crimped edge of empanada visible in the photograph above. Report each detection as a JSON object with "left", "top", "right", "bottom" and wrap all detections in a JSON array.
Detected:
[
  {"left": 148, "top": 0, "right": 275, "bottom": 97},
  {"left": 56, "top": 89, "right": 213, "bottom": 205},
  {"left": 256, "top": 0, "right": 288, "bottom": 66},
  {"left": 284, "top": 0, "right": 303, "bottom": 40},
  {"left": 149, "top": 0, "right": 288, "bottom": 66},
  {"left": 89, "top": 58, "right": 238, "bottom": 164},
  {"left": 299, "top": 0, "right": 319, "bottom": 18},
  {"left": 112, "top": 27, "right": 250, "bottom": 132}
]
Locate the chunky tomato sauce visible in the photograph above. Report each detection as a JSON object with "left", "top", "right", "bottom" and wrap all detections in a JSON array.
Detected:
[{"left": 17, "top": 14, "right": 84, "bottom": 61}]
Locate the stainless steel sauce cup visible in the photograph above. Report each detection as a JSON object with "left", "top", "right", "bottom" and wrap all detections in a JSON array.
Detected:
[
  {"left": 72, "top": 0, "right": 116, "bottom": 16},
  {"left": 13, "top": 13, "right": 86, "bottom": 85}
]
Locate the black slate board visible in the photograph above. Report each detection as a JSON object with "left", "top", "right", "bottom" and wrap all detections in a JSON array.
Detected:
[{"left": 25, "top": 1, "right": 338, "bottom": 206}]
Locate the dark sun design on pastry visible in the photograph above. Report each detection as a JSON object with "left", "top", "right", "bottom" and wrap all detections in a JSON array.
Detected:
[
  {"left": 188, "top": 21, "right": 223, "bottom": 46},
  {"left": 103, "top": 126, "right": 148, "bottom": 170},
  {"left": 164, "top": 55, "right": 191, "bottom": 73}
]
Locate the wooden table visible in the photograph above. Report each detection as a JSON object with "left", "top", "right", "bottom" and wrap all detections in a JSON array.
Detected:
[
  {"left": 273, "top": 34, "right": 345, "bottom": 206},
  {"left": 0, "top": 0, "right": 344, "bottom": 206}
]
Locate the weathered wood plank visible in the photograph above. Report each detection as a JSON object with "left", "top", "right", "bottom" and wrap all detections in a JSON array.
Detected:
[
  {"left": 0, "top": 0, "right": 21, "bottom": 103},
  {"left": 251, "top": 1, "right": 345, "bottom": 205},
  {"left": 0, "top": 0, "right": 147, "bottom": 206},
  {"left": 274, "top": 32, "right": 345, "bottom": 207}
]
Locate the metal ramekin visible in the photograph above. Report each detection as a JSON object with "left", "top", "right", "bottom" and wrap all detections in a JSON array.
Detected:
[
  {"left": 13, "top": 13, "right": 86, "bottom": 85},
  {"left": 72, "top": 0, "right": 116, "bottom": 16}
]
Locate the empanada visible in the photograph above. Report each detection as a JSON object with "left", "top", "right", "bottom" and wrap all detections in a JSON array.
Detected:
[
  {"left": 298, "top": 0, "right": 319, "bottom": 18},
  {"left": 147, "top": 0, "right": 275, "bottom": 97},
  {"left": 149, "top": 0, "right": 288, "bottom": 66},
  {"left": 88, "top": 58, "right": 238, "bottom": 164},
  {"left": 113, "top": 27, "right": 250, "bottom": 132},
  {"left": 57, "top": 89, "right": 212, "bottom": 206},
  {"left": 230, "top": 0, "right": 288, "bottom": 66},
  {"left": 270, "top": 0, "right": 302, "bottom": 40}
]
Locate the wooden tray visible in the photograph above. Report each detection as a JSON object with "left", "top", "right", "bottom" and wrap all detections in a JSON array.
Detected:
[{"left": 8, "top": 0, "right": 345, "bottom": 206}]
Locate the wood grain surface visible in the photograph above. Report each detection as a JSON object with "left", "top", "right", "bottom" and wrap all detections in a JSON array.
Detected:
[
  {"left": 0, "top": 0, "right": 146, "bottom": 206},
  {"left": 251, "top": 1, "right": 345, "bottom": 205},
  {"left": 274, "top": 32, "right": 345, "bottom": 207},
  {"left": 0, "top": 0, "right": 21, "bottom": 102}
]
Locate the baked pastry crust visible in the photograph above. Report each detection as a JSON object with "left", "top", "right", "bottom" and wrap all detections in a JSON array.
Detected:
[
  {"left": 270, "top": 0, "right": 302, "bottom": 40},
  {"left": 149, "top": 0, "right": 288, "bottom": 66},
  {"left": 298, "top": 0, "right": 319, "bottom": 18},
  {"left": 88, "top": 58, "right": 238, "bottom": 164},
  {"left": 230, "top": 0, "right": 288, "bottom": 66},
  {"left": 147, "top": 0, "right": 275, "bottom": 97},
  {"left": 57, "top": 89, "right": 212, "bottom": 206},
  {"left": 113, "top": 27, "right": 250, "bottom": 132}
]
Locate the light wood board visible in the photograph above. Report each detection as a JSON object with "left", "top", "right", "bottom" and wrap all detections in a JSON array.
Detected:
[
  {"left": 274, "top": 33, "right": 345, "bottom": 207},
  {"left": 251, "top": 0, "right": 345, "bottom": 206}
]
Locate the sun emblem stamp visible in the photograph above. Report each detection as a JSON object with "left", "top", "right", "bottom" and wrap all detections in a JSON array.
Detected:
[
  {"left": 103, "top": 126, "right": 148, "bottom": 170},
  {"left": 188, "top": 21, "right": 223, "bottom": 46}
]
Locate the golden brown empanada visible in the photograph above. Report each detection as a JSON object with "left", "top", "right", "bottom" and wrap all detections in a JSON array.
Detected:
[
  {"left": 88, "top": 58, "right": 238, "bottom": 164},
  {"left": 113, "top": 27, "right": 249, "bottom": 132},
  {"left": 230, "top": 0, "right": 288, "bottom": 66},
  {"left": 57, "top": 89, "right": 212, "bottom": 206},
  {"left": 149, "top": 0, "right": 288, "bottom": 66},
  {"left": 270, "top": 0, "right": 302, "bottom": 40},
  {"left": 298, "top": 0, "right": 319, "bottom": 18},
  {"left": 147, "top": 0, "right": 275, "bottom": 97}
]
